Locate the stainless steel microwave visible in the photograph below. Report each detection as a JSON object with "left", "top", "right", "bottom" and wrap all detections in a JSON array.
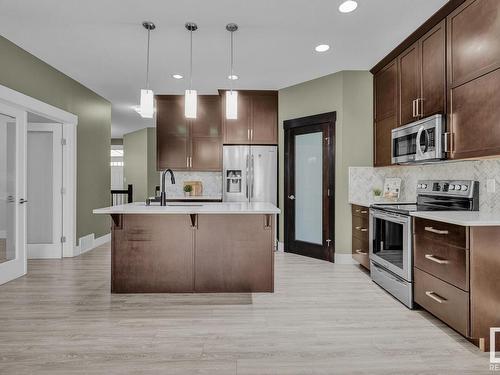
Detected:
[{"left": 391, "top": 114, "right": 446, "bottom": 164}]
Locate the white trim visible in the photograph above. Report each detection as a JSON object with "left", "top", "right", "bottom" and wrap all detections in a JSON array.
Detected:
[
  {"left": 277, "top": 241, "right": 284, "bottom": 252},
  {"left": 74, "top": 232, "right": 111, "bottom": 256},
  {"left": 0, "top": 83, "right": 78, "bottom": 259},
  {"left": 335, "top": 253, "right": 357, "bottom": 264}
]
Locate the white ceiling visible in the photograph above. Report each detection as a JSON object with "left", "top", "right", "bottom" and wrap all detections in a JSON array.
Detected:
[{"left": 0, "top": 0, "right": 447, "bottom": 137}]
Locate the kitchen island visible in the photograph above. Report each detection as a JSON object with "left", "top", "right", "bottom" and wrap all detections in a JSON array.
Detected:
[{"left": 93, "top": 202, "right": 280, "bottom": 293}]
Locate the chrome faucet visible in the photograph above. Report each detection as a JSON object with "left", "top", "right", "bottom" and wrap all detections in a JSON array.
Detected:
[{"left": 160, "top": 169, "right": 175, "bottom": 206}]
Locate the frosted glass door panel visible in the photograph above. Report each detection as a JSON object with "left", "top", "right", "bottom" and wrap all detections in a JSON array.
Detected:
[
  {"left": 294, "top": 132, "right": 323, "bottom": 244},
  {"left": 0, "top": 115, "right": 16, "bottom": 264},
  {"left": 27, "top": 131, "right": 53, "bottom": 244}
]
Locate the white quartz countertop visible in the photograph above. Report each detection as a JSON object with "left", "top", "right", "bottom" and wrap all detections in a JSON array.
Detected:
[
  {"left": 165, "top": 195, "right": 222, "bottom": 201},
  {"left": 94, "top": 202, "right": 280, "bottom": 215},
  {"left": 410, "top": 211, "right": 500, "bottom": 227}
]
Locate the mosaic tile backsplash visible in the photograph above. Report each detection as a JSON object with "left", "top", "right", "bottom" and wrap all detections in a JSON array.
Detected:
[
  {"left": 349, "top": 159, "right": 500, "bottom": 213},
  {"left": 160, "top": 172, "right": 222, "bottom": 197}
]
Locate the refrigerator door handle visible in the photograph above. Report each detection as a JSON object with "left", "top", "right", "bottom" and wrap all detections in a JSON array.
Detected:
[
  {"left": 245, "top": 154, "right": 249, "bottom": 199},
  {"left": 251, "top": 154, "right": 255, "bottom": 199}
]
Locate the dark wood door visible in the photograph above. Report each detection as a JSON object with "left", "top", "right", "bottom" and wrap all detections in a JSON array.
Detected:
[
  {"left": 222, "top": 91, "right": 251, "bottom": 144},
  {"left": 250, "top": 93, "right": 278, "bottom": 145},
  {"left": 398, "top": 43, "right": 420, "bottom": 125},
  {"left": 190, "top": 137, "right": 222, "bottom": 171},
  {"left": 374, "top": 59, "right": 398, "bottom": 167},
  {"left": 420, "top": 20, "right": 446, "bottom": 117},
  {"left": 447, "top": 0, "right": 500, "bottom": 87},
  {"left": 156, "top": 96, "right": 189, "bottom": 170},
  {"left": 284, "top": 112, "right": 335, "bottom": 262}
]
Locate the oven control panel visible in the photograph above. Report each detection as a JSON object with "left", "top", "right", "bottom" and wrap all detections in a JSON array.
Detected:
[{"left": 416, "top": 180, "right": 478, "bottom": 197}]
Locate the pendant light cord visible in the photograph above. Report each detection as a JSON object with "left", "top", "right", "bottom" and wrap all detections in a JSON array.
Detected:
[
  {"left": 230, "top": 30, "right": 234, "bottom": 93},
  {"left": 189, "top": 29, "right": 193, "bottom": 91},
  {"left": 146, "top": 28, "right": 151, "bottom": 90}
]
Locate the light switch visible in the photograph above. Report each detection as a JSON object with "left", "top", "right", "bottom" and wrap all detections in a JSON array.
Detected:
[{"left": 487, "top": 179, "right": 496, "bottom": 193}]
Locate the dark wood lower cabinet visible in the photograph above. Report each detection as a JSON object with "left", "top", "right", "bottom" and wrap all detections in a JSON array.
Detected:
[
  {"left": 352, "top": 205, "right": 370, "bottom": 270},
  {"left": 413, "top": 218, "right": 500, "bottom": 351},
  {"left": 110, "top": 214, "right": 274, "bottom": 293}
]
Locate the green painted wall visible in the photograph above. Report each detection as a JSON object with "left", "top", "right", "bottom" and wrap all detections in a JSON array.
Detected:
[
  {"left": 0, "top": 35, "right": 111, "bottom": 241},
  {"left": 278, "top": 71, "right": 373, "bottom": 255},
  {"left": 123, "top": 127, "right": 159, "bottom": 202}
]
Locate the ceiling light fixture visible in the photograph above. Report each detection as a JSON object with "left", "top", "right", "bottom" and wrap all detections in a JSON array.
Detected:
[
  {"left": 226, "top": 23, "right": 239, "bottom": 120},
  {"left": 339, "top": 0, "right": 358, "bottom": 13},
  {"left": 137, "top": 21, "right": 155, "bottom": 119},
  {"left": 184, "top": 22, "right": 198, "bottom": 119},
  {"left": 172, "top": 74, "right": 183, "bottom": 79},
  {"left": 315, "top": 44, "right": 330, "bottom": 53}
]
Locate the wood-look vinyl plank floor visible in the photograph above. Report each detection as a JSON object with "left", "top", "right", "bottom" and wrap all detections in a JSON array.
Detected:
[{"left": 0, "top": 244, "right": 491, "bottom": 374}]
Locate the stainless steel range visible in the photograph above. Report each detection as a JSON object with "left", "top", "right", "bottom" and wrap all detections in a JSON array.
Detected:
[{"left": 369, "top": 179, "right": 479, "bottom": 308}]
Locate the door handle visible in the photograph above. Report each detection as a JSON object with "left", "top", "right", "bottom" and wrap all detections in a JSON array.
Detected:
[
  {"left": 19, "top": 198, "right": 28, "bottom": 204},
  {"left": 326, "top": 239, "right": 331, "bottom": 247},
  {"left": 425, "top": 291, "right": 447, "bottom": 304},
  {"left": 425, "top": 254, "right": 449, "bottom": 265},
  {"left": 355, "top": 249, "right": 367, "bottom": 255},
  {"left": 424, "top": 226, "right": 449, "bottom": 235},
  {"left": 288, "top": 195, "right": 295, "bottom": 200}
]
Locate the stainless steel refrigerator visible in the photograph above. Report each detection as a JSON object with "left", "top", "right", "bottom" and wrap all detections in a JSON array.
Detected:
[{"left": 223, "top": 145, "right": 277, "bottom": 204}]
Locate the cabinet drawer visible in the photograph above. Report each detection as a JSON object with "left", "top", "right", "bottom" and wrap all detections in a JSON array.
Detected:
[
  {"left": 352, "top": 204, "right": 369, "bottom": 219},
  {"left": 352, "top": 215, "right": 369, "bottom": 241},
  {"left": 352, "top": 236, "right": 370, "bottom": 270},
  {"left": 414, "top": 218, "right": 468, "bottom": 249},
  {"left": 414, "top": 236, "right": 469, "bottom": 291},
  {"left": 414, "top": 268, "right": 469, "bottom": 336}
]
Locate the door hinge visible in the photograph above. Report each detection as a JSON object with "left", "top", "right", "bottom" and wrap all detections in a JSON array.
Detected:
[
  {"left": 60, "top": 236, "right": 66, "bottom": 243},
  {"left": 61, "top": 138, "right": 67, "bottom": 146},
  {"left": 61, "top": 187, "right": 66, "bottom": 194}
]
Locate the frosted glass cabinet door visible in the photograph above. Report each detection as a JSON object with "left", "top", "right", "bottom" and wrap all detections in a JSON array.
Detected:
[{"left": 294, "top": 132, "right": 323, "bottom": 244}]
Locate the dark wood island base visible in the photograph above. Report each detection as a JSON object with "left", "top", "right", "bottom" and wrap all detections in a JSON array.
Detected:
[{"left": 110, "top": 213, "right": 275, "bottom": 293}]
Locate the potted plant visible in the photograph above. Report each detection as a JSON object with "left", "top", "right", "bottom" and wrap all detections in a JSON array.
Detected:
[
  {"left": 183, "top": 184, "right": 193, "bottom": 197},
  {"left": 373, "top": 187, "right": 383, "bottom": 202}
]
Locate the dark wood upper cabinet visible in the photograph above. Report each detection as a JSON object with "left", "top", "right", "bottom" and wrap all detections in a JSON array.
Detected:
[
  {"left": 222, "top": 92, "right": 251, "bottom": 144},
  {"left": 398, "top": 43, "right": 420, "bottom": 125},
  {"left": 447, "top": 0, "right": 500, "bottom": 87},
  {"left": 156, "top": 95, "right": 222, "bottom": 171},
  {"left": 420, "top": 20, "right": 446, "bottom": 117},
  {"left": 447, "top": 0, "right": 500, "bottom": 160},
  {"left": 222, "top": 90, "right": 278, "bottom": 145},
  {"left": 374, "top": 60, "right": 398, "bottom": 167}
]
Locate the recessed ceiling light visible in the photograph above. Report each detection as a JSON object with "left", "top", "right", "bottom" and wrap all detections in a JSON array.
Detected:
[
  {"left": 228, "top": 74, "right": 239, "bottom": 80},
  {"left": 315, "top": 44, "right": 330, "bottom": 53},
  {"left": 339, "top": 0, "right": 358, "bottom": 13},
  {"left": 172, "top": 74, "right": 183, "bottom": 79}
]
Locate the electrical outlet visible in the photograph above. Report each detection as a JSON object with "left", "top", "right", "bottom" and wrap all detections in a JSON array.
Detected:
[{"left": 487, "top": 179, "right": 496, "bottom": 193}]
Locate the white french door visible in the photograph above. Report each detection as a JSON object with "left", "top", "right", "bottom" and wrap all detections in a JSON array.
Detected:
[
  {"left": 0, "top": 103, "right": 27, "bottom": 285},
  {"left": 27, "top": 123, "right": 63, "bottom": 259}
]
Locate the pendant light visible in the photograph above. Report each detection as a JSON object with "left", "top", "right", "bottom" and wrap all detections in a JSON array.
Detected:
[
  {"left": 137, "top": 21, "right": 155, "bottom": 118},
  {"left": 185, "top": 22, "right": 198, "bottom": 119},
  {"left": 225, "top": 23, "right": 238, "bottom": 120}
]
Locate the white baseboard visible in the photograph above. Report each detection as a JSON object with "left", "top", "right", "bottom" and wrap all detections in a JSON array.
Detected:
[
  {"left": 0, "top": 230, "right": 5, "bottom": 239},
  {"left": 277, "top": 241, "right": 284, "bottom": 252},
  {"left": 74, "top": 233, "right": 111, "bottom": 256},
  {"left": 335, "top": 253, "right": 357, "bottom": 264}
]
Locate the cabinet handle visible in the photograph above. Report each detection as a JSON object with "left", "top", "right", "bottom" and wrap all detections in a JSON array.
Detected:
[
  {"left": 355, "top": 249, "right": 367, "bottom": 255},
  {"left": 189, "top": 156, "right": 192, "bottom": 168},
  {"left": 187, "top": 157, "right": 189, "bottom": 168},
  {"left": 264, "top": 214, "right": 272, "bottom": 229},
  {"left": 418, "top": 98, "right": 424, "bottom": 117},
  {"left": 250, "top": 129, "right": 254, "bottom": 141},
  {"left": 355, "top": 226, "right": 368, "bottom": 232},
  {"left": 247, "top": 128, "right": 250, "bottom": 140},
  {"left": 424, "top": 226, "right": 449, "bottom": 235},
  {"left": 412, "top": 100, "right": 416, "bottom": 118},
  {"left": 425, "top": 254, "right": 449, "bottom": 265},
  {"left": 355, "top": 209, "right": 368, "bottom": 214},
  {"left": 425, "top": 291, "right": 447, "bottom": 304}
]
